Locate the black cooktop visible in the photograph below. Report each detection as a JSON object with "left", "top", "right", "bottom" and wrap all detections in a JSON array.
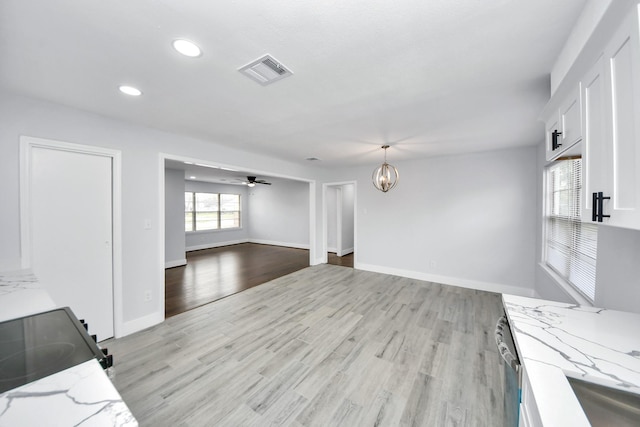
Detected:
[{"left": 0, "top": 307, "right": 107, "bottom": 394}]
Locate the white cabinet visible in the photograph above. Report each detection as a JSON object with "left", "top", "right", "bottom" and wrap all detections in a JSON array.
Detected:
[
  {"left": 582, "top": 7, "right": 640, "bottom": 229},
  {"left": 581, "top": 56, "right": 608, "bottom": 222},
  {"left": 543, "top": 84, "right": 582, "bottom": 161},
  {"left": 519, "top": 366, "right": 542, "bottom": 427}
]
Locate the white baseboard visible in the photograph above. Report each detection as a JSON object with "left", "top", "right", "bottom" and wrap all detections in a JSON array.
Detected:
[
  {"left": 327, "top": 246, "right": 337, "bottom": 253},
  {"left": 186, "top": 238, "right": 249, "bottom": 252},
  {"left": 249, "top": 239, "right": 310, "bottom": 250},
  {"left": 355, "top": 262, "right": 536, "bottom": 297},
  {"left": 118, "top": 311, "right": 163, "bottom": 338},
  {"left": 165, "top": 258, "right": 187, "bottom": 269},
  {"left": 338, "top": 247, "right": 354, "bottom": 257},
  {"left": 311, "top": 257, "right": 325, "bottom": 266}
]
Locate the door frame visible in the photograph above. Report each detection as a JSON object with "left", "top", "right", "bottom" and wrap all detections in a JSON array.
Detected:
[
  {"left": 322, "top": 181, "right": 357, "bottom": 265},
  {"left": 20, "top": 136, "right": 123, "bottom": 337}
]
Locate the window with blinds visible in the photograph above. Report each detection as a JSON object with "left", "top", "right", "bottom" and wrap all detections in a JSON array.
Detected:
[{"left": 545, "top": 158, "right": 598, "bottom": 301}]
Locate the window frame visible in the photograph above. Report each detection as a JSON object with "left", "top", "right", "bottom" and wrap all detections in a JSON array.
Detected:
[
  {"left": 542, "top": 157, "right": 598, "bottom": 303},
  {"left": 185, "top": 191, "right": 241, "bottom": 232}
]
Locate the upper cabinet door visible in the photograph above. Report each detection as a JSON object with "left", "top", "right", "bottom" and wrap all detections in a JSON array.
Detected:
[
  {"left": 560, "top": 84, "right": 582, "bottom": 149},
  {"left": 600, "top": 8, "right": 640, "bottom": 229},
  {"left": 581, "top": 56, "right": 607, "bottom": 222},
  {"left": 544, "top": 84, "right": 582, "bottom": 162}
]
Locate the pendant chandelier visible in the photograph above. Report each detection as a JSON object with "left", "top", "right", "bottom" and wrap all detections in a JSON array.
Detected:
[{"left": 372, "top": 145, "right": 399, "bottom": 193}]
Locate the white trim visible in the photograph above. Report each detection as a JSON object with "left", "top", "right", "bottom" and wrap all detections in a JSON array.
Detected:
[
  {"left": 248, "top": 239, "right": 310, "bottom": 250},
  {"left": 356, "top": 262, "right": 536, "bottom": 297},
  {"left": 327, "top": 247, "right": 338, "bottom": 253},
  {"left": 19, "top": 135, "right": 124, "bottom": 338},
  {"left": 119, "top": 311, "right": 164, "bottom": 337},
  {"left": 157, "top": 154, "right": 166, "bottom": 331},
  {"left": 336, "top": 187, "right": 343, "bottom": 256},
  {"left": 186, "top": 239, "right": 250, "bottom": 252},
  {"left": 309, "top": 182, "right": 318, "bottom": 265},
  {"left": 165, "top": 259, "right": 187, "bottom": 269},
  {"left": 538, "top": 262, "right": 593, "bottom": 306},
  {"left": 338, "top": 247, "right": 354, "bottom": 257}
]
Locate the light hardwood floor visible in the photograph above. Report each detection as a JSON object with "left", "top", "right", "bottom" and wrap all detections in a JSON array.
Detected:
[{"left": 106, "top": 264, "right": 507, "bottom": 426}]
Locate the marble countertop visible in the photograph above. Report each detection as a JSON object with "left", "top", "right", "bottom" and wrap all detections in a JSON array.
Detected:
[
  {"left": 0, "top": 269, "right": 137, "bottom": 426},
  {"left": 0, "top": 359, "right": 137, "bottom": 426},
  {"left": 503, "top": 294, "right": 640, "bottom": 426},
  {"left": 0, "top": 269, "right": 57, "bottom": 322}
]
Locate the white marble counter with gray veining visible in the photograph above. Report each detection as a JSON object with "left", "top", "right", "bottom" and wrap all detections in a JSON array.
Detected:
[
  {"left": 0, "top": 269, "right": 57, "bottom": 322},
  {"left": 0, "top": 269, "right": 137, "bottom": 426},
  {"left": 0, "top": 359, "right": 137, "bottom": 426},
  {"left": 503, "top": 294, "right": 640, "bottom": 426}
]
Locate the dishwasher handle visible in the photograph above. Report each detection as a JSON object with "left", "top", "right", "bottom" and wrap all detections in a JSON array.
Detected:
[{"left": 495, "top": 316, "right": 520, "bottom": 372}]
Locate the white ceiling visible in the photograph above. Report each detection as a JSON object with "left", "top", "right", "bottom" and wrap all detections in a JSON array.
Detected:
[{"left": 0, "top": 0, "right": 587, "bottom": 168}]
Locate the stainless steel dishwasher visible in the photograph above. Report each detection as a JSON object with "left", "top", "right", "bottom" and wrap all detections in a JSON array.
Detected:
[{"left": 495, "top": 313, "right": 522, "bottom": 426}]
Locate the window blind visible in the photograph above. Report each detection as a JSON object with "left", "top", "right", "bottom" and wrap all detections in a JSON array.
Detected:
[{"left": 545, "top": 158, "right": 598, "bottom": 301}]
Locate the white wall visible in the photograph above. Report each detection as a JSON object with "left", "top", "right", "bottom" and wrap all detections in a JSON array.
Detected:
[
  {"left": 353, "top": 146, "right": 538, "bottom": 295},
  {"left": 165, "top": 168, "right": 186, "bottom": 268},
  {"left": 0, "top": 92, "right": 324, "bottom": 336},
  {"left": 184, "top": 180, "right": 250, "bottom": 251},
  {"left": 341, "top": 184, "right": 355, "bottom": 255},
  {"left": 247, "top": 178, "right": 310, "bottom": 248}
]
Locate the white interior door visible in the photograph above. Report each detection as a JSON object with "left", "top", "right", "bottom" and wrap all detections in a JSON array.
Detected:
[{"left": 29, "top": 145, "right": 114, "bottom": 340}]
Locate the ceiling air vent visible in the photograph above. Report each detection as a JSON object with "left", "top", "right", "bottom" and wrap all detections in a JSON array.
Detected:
[{"left": 238, "top": 54, "right": 293, "bottom": 86}]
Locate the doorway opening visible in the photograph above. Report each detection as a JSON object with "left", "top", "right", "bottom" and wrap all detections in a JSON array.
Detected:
[
  {"left": 162, "top": 155, "right": 316, "bottom": 318},
  {"left": 323, "top": 182, "right": 356, "bottom": 268}
]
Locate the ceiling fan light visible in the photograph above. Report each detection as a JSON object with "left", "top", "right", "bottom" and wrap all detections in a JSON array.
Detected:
[{"left": 247, "top": 182, "right": 256, "bottom": 187}]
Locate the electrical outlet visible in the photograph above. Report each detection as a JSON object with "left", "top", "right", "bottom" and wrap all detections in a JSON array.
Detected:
[
  {"left": 144, "top": 290, "right": 152, "bottom": 302},
  {"left": 429, "top": 260, "right": 437, "bottom": 270}
]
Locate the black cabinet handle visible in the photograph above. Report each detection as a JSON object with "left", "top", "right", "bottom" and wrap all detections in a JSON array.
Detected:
[
  {"left": 552, "top": 130, "right": 563, "bottom": 151},
  {"left": 592, "top": 192, "right": 611, "bottom": 222}
]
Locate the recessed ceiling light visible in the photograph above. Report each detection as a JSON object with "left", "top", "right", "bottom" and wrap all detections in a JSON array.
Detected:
[
  {"left": 183, "top": 161, "right": 194, "bottom": 165},
  {"left": 172, "top": 39, "right": 202, "bottom": 57},
  {"left": 118, "top": 85, "right": 142, "bottom": 96},
  {"left": 189, "top": 176, "right": 196, "bottom": 179}
]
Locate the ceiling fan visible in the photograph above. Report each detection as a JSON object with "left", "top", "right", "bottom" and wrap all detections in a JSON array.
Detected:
[{"left": 246, "top": 176, "right": 271, "bottom": 187}]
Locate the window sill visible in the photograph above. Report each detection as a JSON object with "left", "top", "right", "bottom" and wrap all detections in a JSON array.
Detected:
[
  {"left": 538, "top": 262, "right": 594, "bottom": 306},
  {"left": 186, "top": 227, "right": 243, "bottom": 234}
]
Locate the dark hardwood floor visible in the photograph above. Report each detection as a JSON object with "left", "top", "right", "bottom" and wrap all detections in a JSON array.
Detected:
[
  {"left": 327, "top": 252, "right": 354, "bottom": 268},
  {"left": 165, "top": 243, "right": 310, "bottom": 318}
]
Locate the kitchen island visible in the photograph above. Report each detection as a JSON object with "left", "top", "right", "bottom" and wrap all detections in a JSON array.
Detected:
[{"left": 503, "top": 294, "right": 640, "bottom": 426}]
